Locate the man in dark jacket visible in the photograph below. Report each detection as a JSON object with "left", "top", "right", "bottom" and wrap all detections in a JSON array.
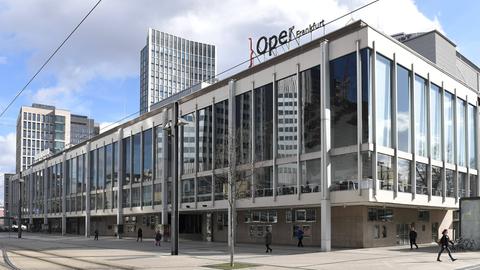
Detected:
[
  {"left": 437, "top": 229, "right": 456, "bottom": 262},
  {"left": 296, "top": 227, "right": 304, "bottom": 247},
  {"left": 409, "top": 227, "right": 418, "bottom": 249},
  {"left": 264, "top": 227, "right": 272, "bottom": 253},
  {"left": 137, "top": 227, "right": 143, "bottom": 242}
]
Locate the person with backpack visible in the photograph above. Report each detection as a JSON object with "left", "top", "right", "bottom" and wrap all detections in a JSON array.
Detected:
[{"left": 437, "top": 229, "right": 457, "bottom": 262}]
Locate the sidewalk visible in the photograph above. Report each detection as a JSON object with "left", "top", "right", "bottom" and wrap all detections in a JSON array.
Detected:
[{"left": 1, "top": 232, "right": 480, "bottom": 269}]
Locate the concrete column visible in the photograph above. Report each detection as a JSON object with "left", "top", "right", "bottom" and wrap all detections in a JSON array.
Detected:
[
  {"left": 272, "top": 73, "right": 277, "bottom": 200},
  {"left": 43, "top": 161, "right": 48, "bottom": 229},
  {"left": 320, "top": 40, "right": 331, "bottom": 252},
  {"left": 372, "top": 41, "right": 378, "bottom": 196},
  {"left": 411, "top": 64, "right": 417, "bottom": 199},
  {"left": 85, "top": 142, "right": 91, "bottom": 237},
  {"left": 61, "top": 153, "right": 67, "bottom": 236},
  {"left": 426, "top": 74, "right": 432, "bottom": 201},
  {"left": 441, "top": 83, "right": 447, "bottom": 201},
  {"left": 117, "top": 128, "right": 124, "bottom": 238},
  {"left": 355, "top": 40, "right": 363, "bottom": 196},
  {"left": 296, "top": 64, "right": 302, "bottom": 199},
  {"left": 392, "top": 54, "right": 398, "bottom": 198},
  {"left": 454, "top": 89, "right": 459, "bottom": 201}
]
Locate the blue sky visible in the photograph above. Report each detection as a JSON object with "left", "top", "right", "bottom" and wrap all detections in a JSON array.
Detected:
[{"left": 0, "top": 0, "right": 478, "bottom": 204}]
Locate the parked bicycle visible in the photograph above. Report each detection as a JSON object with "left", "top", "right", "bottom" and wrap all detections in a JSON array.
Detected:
[{"left": 451, "top": 238, "right": 478, "bottom": 252}]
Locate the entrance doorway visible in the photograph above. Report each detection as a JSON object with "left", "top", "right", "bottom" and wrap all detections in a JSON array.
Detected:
[{"left": 396, "top": 224, "right": 409, "bottom": 245}]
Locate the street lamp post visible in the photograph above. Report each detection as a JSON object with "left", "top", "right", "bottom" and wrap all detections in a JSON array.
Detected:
[{"left": 18, "top": 178, "right": 24, "bottom": 239}]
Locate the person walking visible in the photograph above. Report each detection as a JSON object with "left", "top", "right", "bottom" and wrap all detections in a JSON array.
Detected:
[
  {"left": 94, "top": 229, "right": 99, "bottom": 240},
  {"left": 409, "top": 226, "right": 418, "bottom": 249},
  {"left": 296, "top": 226, "right": 304, "bottom": 247},
  {"left": 437, "top": 229, "right": 457, "bottom": 262},
  {"left": 264, "top": 227, "right": 272, "bottom": 253},
  {"left": 137, "top": 227, "right": 143, "bottom": 242},
  {"left": 155, "top": 231, "right": 162, "bottom": 246}
]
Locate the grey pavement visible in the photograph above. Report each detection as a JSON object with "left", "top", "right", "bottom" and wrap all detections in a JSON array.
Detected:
[{"left": 1, "top": 232, "right": 480, "bottom": 269}]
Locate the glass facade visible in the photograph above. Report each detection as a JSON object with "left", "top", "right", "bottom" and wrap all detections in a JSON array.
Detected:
[
  {"left": 430, "top": 84, "right": 442, "bottom": 161},
  {"left": 416, "top": 163, "right": 427, "bottom": 195},
  {"left": 444, "top": 92, "right": 455, "bottom": 163},
  {"left": 468, "top": 105, "right": 477, "bottom": 168},
  {"left": 133, "top": 133, "right": 141, "bottom": 183},
  {"left": 397, "top": 158, "right": 411, "bottom": 193},
  {"left": 431, "top": 166, "right": 442, "bottom": 197},
  {"left": 182, "top": 113, "right": 195, "bottom": 174},
  {"left": 277, "top": 75, "right": 297, "bottom": 158},
  {"left": 397, "top": 65, "right": 410, "bottom": 152},
  {"left": 236, "top": 92, "right": 252, "bottom": 164},
  {"left": 445, "top": 169, "right": 454, "bottom": 198},
  {"left": 143, "top": 128, "right": 153, "bottom": 182},
  {"left": 198, "top": 107, "right": 213, "bottom": 170},
  {"left": 415, "top": 75, "right": 428, "bottom": 157},
  {"left": 457, "top": 99, "right": 467, "bottom": 167},
  {"left": 300, "top": 66, "right": 321, "bottom": 153},
  {"left": 254, "top": 84, "right": 273, "bottom": 161},
  {"left": 377, "top": 154, "right": 393, "bottom": 191},
  {"left": 375, "top": 54, "right": 392, "bottom": 148}
]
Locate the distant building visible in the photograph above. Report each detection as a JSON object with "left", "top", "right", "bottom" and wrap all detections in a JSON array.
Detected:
[
  {"left": 16, "top": 104, "right": 98, "bottom": 172},
  {"left": 140, "top": 29, "right": 217, "bottom": 114},
  {"left": 3, "top": 173, "right": 14, "bottom": 228}
]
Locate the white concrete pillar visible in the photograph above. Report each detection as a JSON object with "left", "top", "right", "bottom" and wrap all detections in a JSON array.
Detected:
[
  {"left": 62, "top": 153, "right": 67, "bottom": 236},
  {"left": 117, "top": 128, "right": 124, "bottom": 238},
  {"left": 85, "top": 142, "right": 91, "bottom": 237}
]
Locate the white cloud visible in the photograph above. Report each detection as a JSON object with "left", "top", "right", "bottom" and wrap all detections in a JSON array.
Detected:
[
  {"left": 0, "top": 0, "right": 443, "bottom": 114},
  {"left": 0, "top": 132, "right": 16, "bottom": 205}
]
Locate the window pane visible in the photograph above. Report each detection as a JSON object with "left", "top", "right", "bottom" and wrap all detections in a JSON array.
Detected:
[
  {"left": 375, "top": 54, "right": 392, "bottom": 148},
  {"left": 414, "top": 75, "right": 428, "bottom": 157},
  {"left": 133, "top": 133, "right": 141, "bottom": 183},
  {"left": 197, "top": 176, "right": 212, "bottom": 202},
  {"left": 277, "top": 163, "right": 297, "bottom": 195},
  {"left": 398, "top": 158, "right": 411, "bottom": 193},
  {"left": 444, "top": 92, "right": 454, "bottom": 163},
  {"left": 415, "top": 163, "right": 427, "bottom": 195},
  {"left": 254, "top": 166, "right": 273, "bottom": 197},
  {"left": 143, "top": 128, "right": 153, "bottom": 182},
  {"left": 122, "top": 189, "right": 130, "bottom": 208},
  {"left": 430, "top": 83, "right": 442, "bottom": 160},
  {"left": 123, "top": 137, "right": 131, "bottom": 185},
  {"left": 156, "top": 126, "right": 164, "bottom": 179},
  {"left": 362, "top": 49, "right": 372, "bottom": 143},
  {"left": 431, "top": 166, "right": 442, "bottom": 197},
  {"left": 198, "top": 106, "right": 213, "bottom": 170},
  {"left": 214, "top": 100, "right": 229, "bottom": 168},
  {"left": 458, "top": 172, "right": 467, "bottom": 198},
  {"left": 397, "top": 65, "right": 410, "bottom": 152},
  {"left": 143, "top": 185, "right": 152, "bottom": 206},
  {"left": 181, "top": 178, "right": 194, "bottom": 203},
  {"left": 182, "top": 113, "right": 195, "bottom": 174},
  {"left": 236, "top": 92, "right": 252, "bottom": 164},
  {"left": 90, "top": 150, "right": 97, "bottom": 190},
  {"left": 254, "top": 84, "right": 274, "bottom": 161},
  {"left": 470, "top": 174, "right": 477, "bottom": 197},
  {"left": 301, "top": 159, "right": 321, "bottom": 193},
  {"left": 446, "top": 169, "right": 454, "bottom": 197},
  {"left": 330, "top": 52, "right": 357, "bottom": 147},
  {"left": 106, "top": 144, "right": 112, "bottom": 187},
  {"left": 331, "top": 153, "right": 357, "bottom": 190},
  {"left": 113, "top": 142, "right": 118, "bottom": 187},
  {"left": 301, "top": 65, "right": 321, "bottom": 153},
  {"left": 131, "top": 187, "right": 140, "bottom": 207},
  {"left": 457, "top": 99, "right": 466, "bottom": 166},
  {"left": 277, "top": 75, "right": 297, "bottom": 158},
  {"left": 377, "top": 154, "right": 393, "bottom": 191},
  {"left": 154, "top": 183, "right": 162, "bottom": 205},
  {"left": 468, "top": 105, "right": 476, "bottom": 168}
]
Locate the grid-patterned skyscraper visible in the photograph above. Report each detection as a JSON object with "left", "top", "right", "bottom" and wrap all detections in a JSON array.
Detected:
[{"left": 140, "top": 29, "right": 217, "bottom": 114}]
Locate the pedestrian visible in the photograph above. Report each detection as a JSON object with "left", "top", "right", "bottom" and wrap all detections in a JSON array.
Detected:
[
  {"left": 155, "top": 230, "right": 162, "bottom": 246},
  {"left": 137, "top": 227, "right": 143, "bottom": 242},
  {"left": 296, "top": 226, "right": 304, "bottom": 247},
  {"left": 409, "top": 226, "right": 418, "bottom": 249},
  {"left": 437, "top": 229, "right": 457, "bottom": 262},
  {"left": 94, "top": 229, "right": 98, "bottom": 240},
  {"left": 264, "top": 227, "right": 272, "bottom": 253}
]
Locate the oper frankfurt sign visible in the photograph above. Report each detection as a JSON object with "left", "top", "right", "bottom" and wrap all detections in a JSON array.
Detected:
[{"left": 249, "top": 20, "right": 325, "bottom": 67}]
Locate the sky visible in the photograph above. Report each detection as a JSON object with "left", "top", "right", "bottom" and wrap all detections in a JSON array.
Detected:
[{"left": 0, "top": 0, "right": 478, "bottom": 205}]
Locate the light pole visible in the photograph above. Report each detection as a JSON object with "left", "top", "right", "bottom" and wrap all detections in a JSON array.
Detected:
[
  {"left": 18, "top": 178, "right": 25, "bottom": 239},
  {"left": 163, "top": 102, "right": 187, "bottom": 255}
]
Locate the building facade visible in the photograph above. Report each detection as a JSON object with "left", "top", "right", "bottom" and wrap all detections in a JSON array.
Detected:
[
  {"left": 3, "top": 173, "right": 13, "bottom": 228},
  {"left": 16, "top": 104, "right": 98, "bottom": 172},
  {"left": 140, "top": 28, "right": 217, "bottom": 115},
  {"left": 8, "top": 21, "right": 480, "bottom": 249}
]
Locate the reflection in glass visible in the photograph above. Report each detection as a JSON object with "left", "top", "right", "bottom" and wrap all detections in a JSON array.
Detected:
[
  {"left": 468, "top": 105, "right": 476, "bottom": 168},
  {"left": 470, "top": 174, "right": 477, "bottom": 197},
  {"left": 430, "top": 84, "right": 442, "bottom": 160},
  {"left": 197, "top": 176, "right": 212, "bottom": 202},
  {"left": 431, "top": 166, "right": 442, "bottom": 197},
  {"left": 123, "top": 137, "right": 131, "bottom": 185},
  {"left": 377, "top": 154, "right": 393, "bottom": 191},
  {"left": 90, "top": 150, "right": 97, "bottom": 190},
  {"left": 277, "top": 75, "right": 297, "bottom": 158},
  {"left": 277, "top": 163, "right": 297, "bottom": 195},
  {"left": 182, "top": 113, "right": 195, "bottom": 174},
  {"left": 98, "top": 147, "right": 105, "bottom": 189},
  {"left": 106, "top": 144, "right": 112, "bottom": 187},
  {"left": 198, "top": 107, "right": 213, "bottom": 170},
  {"left": 397, "top": 65, "right": 410, "bottom": 152},
  {"left": 154, "top": 183, "right": 162, "bottom": 205},
  {"left": 300, "top": 159, "right": 321, "bottom": 193},
  {"left": 214, "top": 100, "right": 229, "bottom": 168},
  {"left": 181, "top": 178, "right": 194, "bottom": 203},
  {"left": 415, "top": 75, "right": 428, "bottom": 157},
  {"left": 375, "top": 54, "right": 392, "bottom": 148},
  {"left": 143, "top": 128, "right": 153, "bottom": 182},
  {"left": 122, "top": 189, "right": 130, "bottom": 208},
  {"left": 416, "top": 163, "right": 427, "bottom": 195},
  {"left": 131, "top": 187, "right": 140, "bottom": 207},
  {"left": 457, "top": 99, "right": 466, "bottom": 166},
  {"left": 113, "top": 142, "right": 118, "bottom": 187},
  {"left": 143, "top": 185, "right": 152, "bottom": 206},
  {"left": 300, "top": 66, "right": 321, "bottom": 153},
  {"left": 331, "top": 153, "right": 357, "bottom": 190},
  {"left": 458, "top": 172, "right": 467, "bottom": 198},
  {"left": 362, "top": 49, "right": 372, "bottom": 143},
  {"left": 254, "top": 84, "right": 273, "bottom": 161},
  {"left": 398, "top": 158, "right": 411, "bottom": 193},
  {"left": 155, "top": 127, "right": 164, "bottom": 179},
  {"left": 330, "top": 52, "right": 357, "bottom": 147},
  {"left": 444, "top": 92, "right": 454, "bottom": 163},
  {"left": 133, "top": 133, "right": 141, "bottom": 183},
  {"left": 78, "top": 154, "right": 84, "bottom": 193},
  {"left": 446, "top": 169, "right": 454, "bottom": 197},
  {"left": 254, "top": 166, "right": 273, "bottom": 197},
  {"left": 236, "top": 92, "right": 251, "bottom": 164}
]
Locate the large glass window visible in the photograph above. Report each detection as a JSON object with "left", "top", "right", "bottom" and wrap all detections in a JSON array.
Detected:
[
  {"left": 458, "top": 172, "right": 467, "bottom": 198},
  {"left": 197, "top": 176, "right": 212, "bottom": 202},
  {"left": 331, "top": 153, "right": 357, "bottom": 190},
  {"left": 90, "top": 150, "right": 97, "bottom": 191},
  {"left": 236, "top": 171, "right": 252, "bottom": 199},
  {"left": 155, "top": 126, "right": 164, "bottom": 179},
  {"left": 470, "top": 174, "right": 477, "bottom": 197},
  {"left": 78, "top": 154, "right": 84, "bottom": 193},
  {"left": 154, "top": 183, "right": 162, "bottom": 205},
  {"left": 430, "top": 83, "right": 442, "bottom": 161},
  {"left": 375, "top": 54, "right": 392, "bottom": 148},
  {"left": 70, "top": 157, "right": 77, "bottom": 194},
  {"left": 123, "top": 137, "right": 131, "bottom": 185},
  {"left": 457, "top": 99, "right": 467, "bottom": 166},
  {"left": 198, "top": 107, "right": 213, "bottom": 170},
  {"left": 254, "top": 166, "right": 273, "bottom": 197},
  {"left": 414, "top": 75, "right": 428, "bottom": 157},
  {"left": 214, "top": 100, "right": 228, "bottom": 168},
  {"left": 330, "top": 52, "right": 357, "bottom": 147},
  {"left": 277, "top": 163, "right": 297, "bottom": 195},
  {"left": 431, "top": 166, "right": 442, "bottom": 197},
  {"left": 113, "top": 142, "right": 118, "bottom": 187},
  {"left": 397, "top": 65, "right": 411, "bottom": 152},
  {"left": 236, "top": 91, "right": 251, "bottom": 164},
  {"left": 444, "top": 92, "right": 454, "bottom": 163},
  {"left": 143, "top": 128, "right": 153, "bottom": 182},
  {"left": 131, "top": 187, "right": 140, "bottom": 207},
  {"left": 416, "top": 163, "right": 427, "bottom": 195},
  {"left": 182, "top": 113, "right": 195, "bottom": 174},
  {"left": 181, "top": 178, "right": 194, "bottom": 203},
  {"left": 277, "top": 75, "right": 297, "bottom": 158},
  {"left": 301, "top": 159, "right": 321, "bottom": 193},
  {"left": 122, "top": 189, "right": 130, "bottom": 208},
  {"left": 300, "top": 65, "right": 321, "bottom": 153},
  {"left": 98, "top": 147, "right": 105, "bottom": 189},
  {"left": 133, "top": 133, "right": 141, "bottom": 183},
  {"left": 377, "top": 154, "right": 393, "bottom": 191},
  {"left": 143, "top": 185, "right": 152, "bottom": 206},
  {"left": 398, "top": 158, "right": 411, "bottom": 193},
  {"left": 361, "top": 49, "right": 372, "bottom": 143},
  {"left": 468, "top": 105, "right": 476, "bottom": 168},
  {"left": 446, "top": 169, "right": 454, "bottom": 198},
  {"left": 106, "top": 144, "right": 112, "bottom": 187},
  {"left": 254, "top": 84, "right": 274, "bottom": 161}
]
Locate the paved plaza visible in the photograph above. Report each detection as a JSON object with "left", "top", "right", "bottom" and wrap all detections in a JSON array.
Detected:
[{"left": 0, "top": 232, "right": 480, "bottom": 270}]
